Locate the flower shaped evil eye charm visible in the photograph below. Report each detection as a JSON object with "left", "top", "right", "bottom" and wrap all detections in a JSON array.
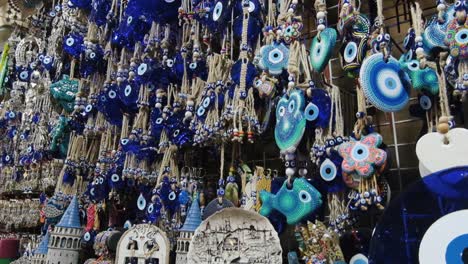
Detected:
[
  {"left": 258, "top": 42, "right": 289, "bottom": 76},
  {"left": 338, "top": 133, "right": 387, "bottom": 178},
  {"left": 275, "top": 89, "right": 306, "bottom": 153},
  {"left": 446, "top": 24, "right": 468, "bottom": 59},
  {"left": 282, "top": 21, "right": 303, "bottom": 44}
]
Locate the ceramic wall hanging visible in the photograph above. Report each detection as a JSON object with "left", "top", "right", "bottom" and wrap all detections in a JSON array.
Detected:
[
  {"left": 115, "top": 224, "right": 170, "bottom": 264},
  {"left": 187, "top": 208, "right": 282, "bottom": 264}
]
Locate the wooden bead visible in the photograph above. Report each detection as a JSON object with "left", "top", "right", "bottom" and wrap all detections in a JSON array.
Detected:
[
  {"left": 439, "top": 116, "right": 449, "bottom": 123},
  {"left": 437, "top": 123, "right": 450, "bottom": 134}
]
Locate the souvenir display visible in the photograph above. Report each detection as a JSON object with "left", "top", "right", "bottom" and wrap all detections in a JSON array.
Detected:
[
  {"left": 187, "top": 208, "right": 282, "bottom": 263},
  {"left": 0, "top": 0, "right": 467, "bottom": 263}
]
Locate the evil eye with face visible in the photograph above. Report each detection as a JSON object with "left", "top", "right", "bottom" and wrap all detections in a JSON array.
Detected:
[
  {"left": 63, "top": 33, "right": 84, "bottom": 58},
  {"left": 454, "top": 0, "right": 468, "bottom": 12},
  {"left": 274, "top": 89, "right": 306, "bottom": 152},
  {"left": 16, "top": 67, "right": 30, "bottom": 82},
  {"left": 87, "top": 175, "right": 108, "bottom": 201},
  {"left": 258, "top": 42, "right": 290, "bottom": 76},
  {"left": 372, "top": 33, "right": 391, "bottom": 54}
]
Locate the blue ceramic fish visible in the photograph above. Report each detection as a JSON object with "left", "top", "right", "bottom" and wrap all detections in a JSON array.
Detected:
[{"left": 259, "top": 178, "right": 322, "bottom": 224}]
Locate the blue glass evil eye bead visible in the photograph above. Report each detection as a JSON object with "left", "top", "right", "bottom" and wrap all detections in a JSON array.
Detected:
[{"left": 63, "top": 34, "right": 84, "bottom": 58}]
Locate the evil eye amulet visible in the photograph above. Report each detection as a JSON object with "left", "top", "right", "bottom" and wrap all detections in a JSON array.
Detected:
[
  {"left": 63, "top": 34, "right": 84, "bottom": 58},
  {"left": 275, "top": 89, "right": 306, "bottom": 153},
  {"left": 310, "top": 28, "right": 337, "bottom": 73},
  {"left": 360, "top": 53, "right": 411, "bottom": 112},
  {"left": 258, "top": 42, "right": 289, "bottom": 76}
]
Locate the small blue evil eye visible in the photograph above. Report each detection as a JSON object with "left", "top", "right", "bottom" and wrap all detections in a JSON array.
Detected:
[
  {"left": 123, "top": 220, "right": 132, "bottom": 229},
  {"left": 18, "top": 70, "right": 30, "bottom": 82},
  {"left": 85, "top": 104, "right": 93, "bottom": 113},
  {"left": 196, "top": 106, "right": 206, "bottom": 117},
  {"left": 351, "top": 143, "right": 370, "bottom": 161},
  {"left": 268, "top": 48, "right": 285, "bottom": 64},
  {"left": 349, "top": 253, "right": 368, "bottom": 264},
  {"left": 298, "top": 190, "right": 312, "bottom": 203},
  {"left": 189, "top": 62, "right": 197, "bottom": 70},
  {"left": 83, "top": 232, "right": 91, "bottom": 242},
  {"left": 120, "top": 138, "right": 129, "bottom": 146},
  {"left": 227, "top": 175, "right": 235, "bottom": 182},
  {"left": 217, "top": 188, "right": 225, "bottom": 196},
  {"left": 137, "top": 193, "right": 146, "bottom": 211},
  {"left": 343, "top": 41, "right": 358, "bottom": 63},
  {"left": 304, "top": 102, "right": 319, "bottom": 121},
  {"left": 448, "top": 119, "right": 456, "bottom": 128},
  {"left": 455, "top": 29, "right": 468, "bottom": 45},
  {"left": 419, "top": 95, "right": 432, "bottom": 110},
  {"left": 111, "top": 173, "right": 120, "bottom": 183},
  {"left": 168, "top": 191, "right": 177, "bottom": 200},
  {"left": 147, "top": 203, "right": 154, "bottom": 214},
  {"left": 320, "top": 158, "right": 337, "bottom": 181},
  {"left": 202, "top": 97, "right": 211, "bottom": 108},
  {"left": 137, "top": 63, "right": 148, "bottom": 76},
  {"left": 108, "top": 90, "right": 117, "bottom": 99},
  {"left": 407, "top": 60, "right": 420, "bottom": 71},
  {"left": 166, "top": 59, "right": 174, "bottom": 68}
]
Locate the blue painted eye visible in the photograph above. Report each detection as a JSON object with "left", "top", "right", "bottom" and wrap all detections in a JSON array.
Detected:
[
  {"left": 121, "top": 139, "right": 129, "bottom": 145},
  {"left": 65, "top": 37, "right": 75, "bottom": 46},
  {"left": 189, "top": 62, "right": 197, "bottom": 69},
  {"left": 85, "top": 104, "right": 93, "bottom": 112},
  {"left": 344, "top": 42, "right": 358, "bottom": 63},
  {"left": 127, "top": 16, "right": 133, "bottom": 24},
  {"left": 407, "top": 61, "right": 420, "bottom": 71},
  {"left": 83, "top": 232, "right": 91, "bottom": 241},
  {"left": 147, "top": 203, "right": 154, "bottom": 214},
  {"left": 99, "top": 177, "right": 104, "bottom": 184},
  {"left": 268, "top": 48, "right": 285, "bottom": 64},
  {"left": 197, "top": 106, "right": 206, "bottom": 116},
  {"left": 405, "top": 50, "right": 413, "bottom": 61},
  {"left": 202, "top": 97, "right": 211, "bottom": 108},
  {"left": 124, "top": 85, "right": 132, "bottom": 96},
  {"left": 108, "top": 90, "right": 116, "bottom": 98},
  {"left": 168, "top": 191, "right": 176, "bottom": 200},
  {"left": 298, "top": 190, "right": 311, "bottom": 203},
  {"left": 173, "top": 129, "right": 180, "bottom": 138},
  {"left": 384, "top": 33, "right": 391, "bottom": 41},
  {"left": 288, "top": 99, "right": 296, "bottom": 113},
  {"left": 320, "top": 158, "right": 337, "bottom": 181},
  {"left": 90, "top": 188, "right": 95, "bottom": 196},
  {"left": 111, "top": 174, "right": 120, "bottom": 182},
  {"left": 304, "top": 102, "right": 319, "bottom": 121},
  {"left": 350, "top": 253, "right": 368, "bottom": 264},
  {"left": 351, "top": 143, "right": 370, "bottom": 161},
  {"left": 19, "top": 71, "right": 29, "bottom": 81},
  {"left": 455, "top": 29, "right": 468, "bottom": 45},
  {"left": 124, "top": 220, "right": 132, "bottom": 229},
  {"left": 419, "top": 95, "right": 432, "bottom": 110},
  {"left": 8, "top": 112, "right": 15, "bottom": 119},
  {"left": 277, "top": 105, "right": 286, "bottom": 117},
  {"left": 138, "top": 63, "right": 147, "bottom": 75},
  {"left": 155, "top": 118, "right": 163, "bottom": 124},
  {"left": 137, "top": 193, "right": 146, "bottom": 211},
  {"left": 212, "top": 1, "right": 224, "bottom": 21}
]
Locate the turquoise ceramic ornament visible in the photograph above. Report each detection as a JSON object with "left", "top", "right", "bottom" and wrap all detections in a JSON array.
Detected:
[
  {"left": 360, "top": 53, "right": 411, "bottom": 112},
  {"left": 50, "top": 75, "right": 79, "bottom": 113},
  {"left": 259, "top": 178, "right": 322, "bottom": 224},
  {"left": 423, "top": 5, "right": 455, "bottom": 53},
  {"left": 310, "top": 28, "right": 337, "bottom": 72},
  {"left": 275, "top": 89, "right": 306, "bottom": 153},
  {"left": 258, "top": 42, "right": 289, "bottom": 76},
  {"left": 399, "top": 57, "right": 439, "bottom": 95}
]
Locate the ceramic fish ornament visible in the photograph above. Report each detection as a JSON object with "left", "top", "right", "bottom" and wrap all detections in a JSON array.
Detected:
[{"left": 259, "top": 178, "right": 322, "bottom": 224}]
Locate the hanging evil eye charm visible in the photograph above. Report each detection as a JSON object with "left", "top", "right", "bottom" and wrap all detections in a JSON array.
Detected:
[
  {"left": 423, "top": 5, "right": 454, "bottom": 54},
  {"left": 338, "top": 132, "right": 387, "bottom": 179},
  {"left": 399, "top": 58, "right": 439, "bottom": 95},
  {"left": 90, "top": 0, "right": 112, "bottom": 26},
  {"left": 207, "top": 0, "right": 231, "bottom": 33},
  {"left": 80, "top": 44, "right": 104, "bottom": 77},
  {"left": 275, "top": 89, "right": 306, "bottom": 153},
  {"left": 305, "top": 88, "right": 331, "bottom": 128},
  {"left": 42, "top": 55, "right": 54, "bottom": 71},
  {"left": 340, "top": 35, "right": 368, "bottom": 78},
  {"left": 49, "top": 75, "right": 79, "bottom": 113},
  {"left": 63, "top": 33, "right": 84, "bottom": 58},
  {"left": 118, "top": 80, "right": 139, "bottom": 111},
  {"left": 310, "top": 28, "right": 337, "bottom": 73},
  {"left": 258, "top": 42, "right": 289, "bottom": 76},
  {"left": 446, "top": 24, "right": 468, "bottom": 59},
  {"left": 231, "top": 58, "right": 257, "bottom": 87},
  {"left": 419, "top": 94, "right": 433, "bottom": 111},
  {"left": 360, "top": 53, "right": 411, "bottom": 112},
  {"left": 403, "top": 28, "right": 416, "bottom": 51},
  {"left": 16, "top": 67, "right": 30, "bottom": 82},
  {"left": 69, "top": 0, "right": 92, "bottom": 8},
  {"left": 281, "top": 21, "right": 303, "bottom": 44},
  {"left": 96, "top": 83, "right": 123, "bottom": 126},
  {"left": 253, "top": 77, "right": 276, "bottom": 98}
]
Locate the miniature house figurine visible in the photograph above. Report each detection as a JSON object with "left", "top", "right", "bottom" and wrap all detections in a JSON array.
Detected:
[
  {"left": 31, "top": 232, "right": 50, "bottom": 264},
  {"left": 46, "top": 196, "right": 83, "bottom": 264},
  {"left": 115, "top": 224, "right": 170, "bottom": 264},
  {"left": 176, "top": 198, "right": 202, "bottom": 264}
]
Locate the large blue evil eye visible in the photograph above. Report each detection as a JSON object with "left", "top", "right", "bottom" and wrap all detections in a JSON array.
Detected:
[
  {"left": 304, "top": 102, "right": 319, "bottom": 121},
  {"left": 351, "top": 143, "right": 370, "bottom": 161},
  {"left": 320, "top": 158, "right": 337, "bottom": 181},
  {"left": 360, "top": 54, "right": 410, "bottom": 112},
  {"left": 419, "top": 210, "right": 468, "bottom": 264}
]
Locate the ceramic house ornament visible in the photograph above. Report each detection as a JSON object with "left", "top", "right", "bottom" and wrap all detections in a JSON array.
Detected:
[
  {"left": 115, "top": 224, "right": 170, "bottom": 264},
  {"left": 187, "top": 208, "right": 282, "bottom": 263}
]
